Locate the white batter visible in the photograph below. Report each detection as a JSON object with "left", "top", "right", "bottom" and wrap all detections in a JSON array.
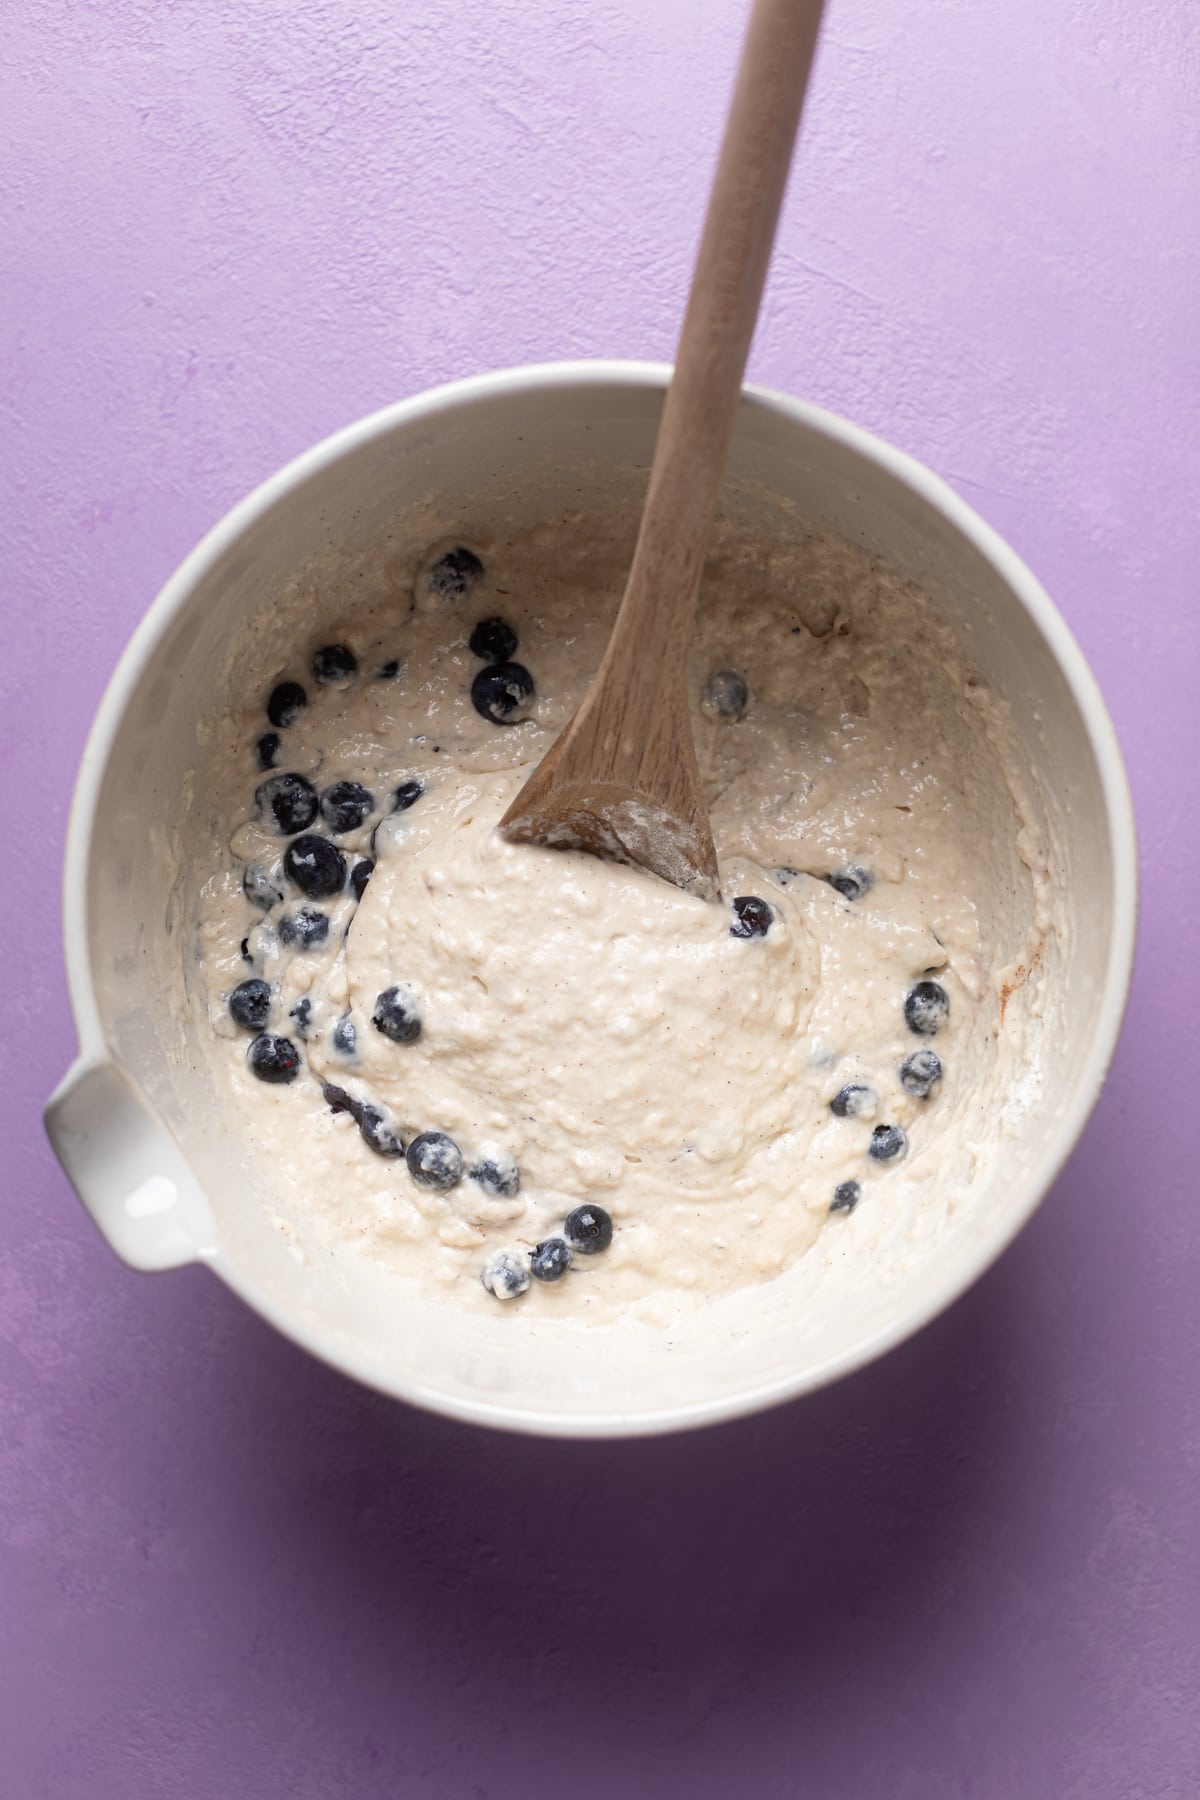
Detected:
[{"left": 195, "top": 520, "right": 1050, "bottom": 1321}]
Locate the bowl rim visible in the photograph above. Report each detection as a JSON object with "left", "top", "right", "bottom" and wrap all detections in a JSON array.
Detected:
[{"left": 56, "top": 359, "right": 1139, "bottom": 1437}]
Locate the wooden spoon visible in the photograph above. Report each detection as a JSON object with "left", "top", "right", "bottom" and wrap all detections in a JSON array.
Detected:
[{"left": 500, "top": 0, "right": 826, "bottom": 901}]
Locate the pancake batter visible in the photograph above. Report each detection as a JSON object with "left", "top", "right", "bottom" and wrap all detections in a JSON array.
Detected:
[{"left": 195, "top": 521, "right": 1049, "bottom": 1318}]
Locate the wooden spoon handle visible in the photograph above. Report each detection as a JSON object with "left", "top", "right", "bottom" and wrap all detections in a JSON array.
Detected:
[
  {"left": 613, "top": 0, "right": 826, "bottom": 676},
  {"left": 499, "top": 0, "right": 825, "bottom": 901}
]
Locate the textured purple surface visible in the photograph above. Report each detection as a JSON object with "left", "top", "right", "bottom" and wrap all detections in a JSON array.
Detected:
[{"left": 2, "top": 2, "right": 1197, "bottom": 1794}]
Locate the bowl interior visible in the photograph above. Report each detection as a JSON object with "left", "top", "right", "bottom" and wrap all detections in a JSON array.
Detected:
[{"left": 75, "top": 371, "right": 1125, "bottom": 1432}]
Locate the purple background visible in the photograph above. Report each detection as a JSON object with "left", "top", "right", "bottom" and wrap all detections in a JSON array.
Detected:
[{"left": 2, "top": 2, "right": 1197, "bottom": 1794}]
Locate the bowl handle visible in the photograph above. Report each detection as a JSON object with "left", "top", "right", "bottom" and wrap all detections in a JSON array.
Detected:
[{"left": 44, "top": 1058, "right": 217, "bottom": 1271}]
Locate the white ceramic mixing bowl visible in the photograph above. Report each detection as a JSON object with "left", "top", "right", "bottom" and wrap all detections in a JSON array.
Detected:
[{"left": 45, "top": 363, "right": 1137, "bottom": 1436}]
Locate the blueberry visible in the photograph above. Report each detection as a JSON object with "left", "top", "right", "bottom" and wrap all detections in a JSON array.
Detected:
[
  {"left": 358, "top": 1103, "right": 405, "bottom": 1160},
  {"left": 831, "top": 1180, "right": 861, "bottom": 1214},
  {"left": 256, "top": 731, "right": 281, "bottom": 771},
  {"left": 283, "top": 833, "right": 347, "bottom": 900},
  {"left": 825, "top": 866, "right": 873, "bottom": 902},
  {"left": 257, "top": 772, "right": 319, "bottom": 836},
  {"left": 372, "top": 984, "right": 421, "bottom": 1044},
  {"left": 481, "top": 1252, "right": 530, "bottom": 1301},
  {"left": 267, "top": 680, "right": 307, "bottom": 729},
  {"left": 322, "top": 1081, "right": 360, "bottom": 1119},
  {"left": 290, "top": 996, "right": 315, "bottom": 1038},
  {"left": 243, "top": 862, "right": 283, "bottom": 911},
  {"left": 332, "top": 1012, "right": 357, "bottom": 1058},
  {"left": 228, "top": 978, "right": 271, "bottom": 1031},
  {"left": 469, "top": 616, "right": 518, "bottom": 663},
  {"left": 830, "top": 1082, "right": 877, "bottom": 1119},
  {"left": 564, "top": 1203, "right": 613, "bottom": 1256},
  {"left": 350, "top": 858, "right": 374, "bottom": 902},
  {"left": 469, "top": 1153, "right": 520, "bottom": 1199},
  {"left": 530, "top": 1237, "right": 572, "bottom": 1283},
  {"left": 391, "top": 779, "right": 425, "bottom": 812},
  {"left": 900, "top": 1049, "right": 943, "bottom": 1099},
  {"left": 311, "top": 643, "right": 357, "bottom": 686},
  {"left": 405, "top": 1130, "right": 464, "bottom": 1190},
  {"left": 730, "top": 895, "right": 772, "bottom": 938},
  {"left": 470, "top": 661, "right": 535, "bottom": 725},
  {"left": 239, "top": 936, "right": 254, "bottom": 966},
  {"left": 869, "top": 1123, "right": 908, "bottom": 1162},
  {"left": 278, "top": 907, "right": 330, "bottom": 950},
  {"left": 701, "top": 669, "right": 748, "bottom": 720},
  {"left": 904, "top": 980, "right": 949, "bottom": 1037},
  {"left": 322, "top": 1083, "right": 403, "bottom": 1160},
  {"left": 319, "top": 781, "right": 375, "bottom": 835},
  {"left": 247, "top": 1033, "right": 300, "bottom": 1084},
  {"left": 428, "top": 546, "right": 484, "bottom": 601},
  {"left": 375, "top": 659, "right": 401, "bottom": 681}
]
